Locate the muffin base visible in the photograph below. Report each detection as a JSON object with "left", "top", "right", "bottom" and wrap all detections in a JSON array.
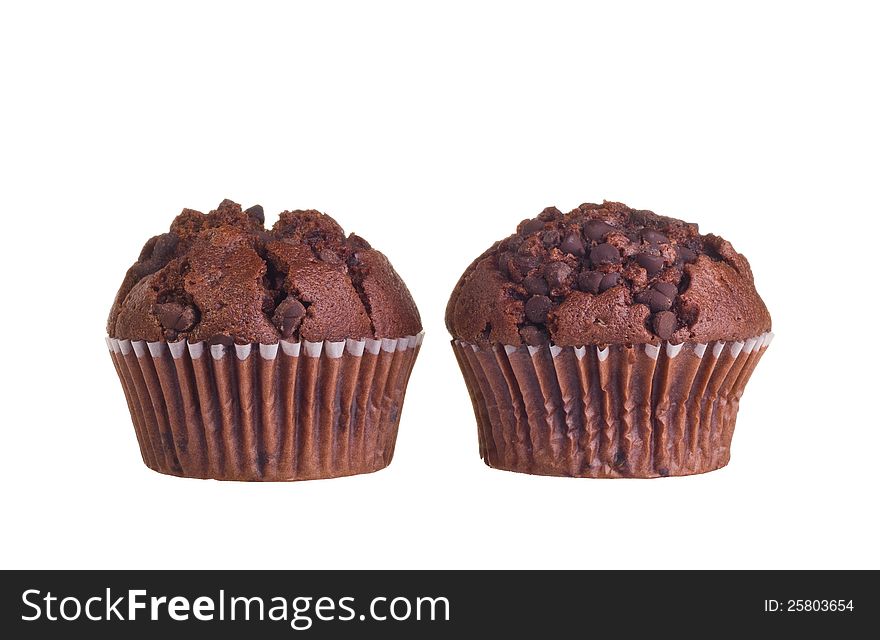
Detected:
[
  {"left": 452, "top": 333, "right": 771, "bottom": 478},
  {"left": 108, "top": 334, "right": 422, "bottom": 481}
]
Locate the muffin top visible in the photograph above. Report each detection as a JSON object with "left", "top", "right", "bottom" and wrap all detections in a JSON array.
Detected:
[
  {"left": 446, "top": 201, "right": 770, "bottom": 347},
  {"left": 108, "top": 199, "right": 421, "bottom": 344}
]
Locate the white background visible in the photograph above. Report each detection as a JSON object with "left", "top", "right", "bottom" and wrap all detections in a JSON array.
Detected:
[{"left": 1, "top": 1, "right": 877, "bottom": 570}]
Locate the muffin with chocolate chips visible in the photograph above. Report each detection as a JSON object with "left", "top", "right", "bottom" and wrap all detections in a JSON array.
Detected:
[
  {"left": 107, "top": 199, "right": 422, "bottom": 481},
  {"left": 447, "top": 201, "right": 771, "bottom": 478}
]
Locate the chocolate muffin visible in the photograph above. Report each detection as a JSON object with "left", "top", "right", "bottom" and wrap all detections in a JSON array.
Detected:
[
  {"left": 107, "top": 199, "right": 422, "bottom": 481},
  {"left": 447, "top": 201, "right": 771, "bottom": 478}
]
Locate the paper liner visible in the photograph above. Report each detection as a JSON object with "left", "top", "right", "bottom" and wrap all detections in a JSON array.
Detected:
[
  {"left": 107, "top": 333, "right": 423, "bottom": 481},
  {"left": 451, "top": 333, "right": 771, "bottom": 478}
]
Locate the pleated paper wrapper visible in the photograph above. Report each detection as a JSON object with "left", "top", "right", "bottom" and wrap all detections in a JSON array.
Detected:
[
  {"left": 452, "top": 332, "right": 771, "bottom": 478},
  {"left": 107, "top": 333, "right": 423, "bottom": 481}
]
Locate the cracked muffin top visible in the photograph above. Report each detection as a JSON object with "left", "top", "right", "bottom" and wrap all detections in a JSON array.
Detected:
[
  {"left": 108, "top": 199, "right": 421, "bottom": 344},
  {"left": 446, "top": 201, "right": 770, "bottom": 347}
]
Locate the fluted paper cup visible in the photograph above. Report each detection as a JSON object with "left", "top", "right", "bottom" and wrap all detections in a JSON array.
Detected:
[
  {"left": 451, "top": 333, "right": 771, "bottom": 478},
  {"left": 107, "top": 333, "right": 423, "bottom": 481}
]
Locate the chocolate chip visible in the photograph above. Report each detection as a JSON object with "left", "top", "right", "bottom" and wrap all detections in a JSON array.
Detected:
[
  {"left": 245, "top": 204, "right": 265, "bottom": 225},
  {"left": 577, "top": 271, "right": 603, "bottom": 294},
  {"left": 544, "top": 261, "right": 572, "bottom": 288},
  {"left": 131, "top": 262, "right": 156, "bottom": 279},
  {"left": 583, "top": 220, "right": 616, "bottom": 241},
  {"left": 514, "top": 254, "right": 542, "bottom": 274},
  {"left": 524, "top": 295, "right": 552, "bottom": 323},
  {"left": 498, "top": 253, "right": 516, "bottom": 278},
  {"left": 153, "top": 302, "right": 198, "bottom": 332},
  {"left": 319, "top": 249, "right": 342, "bottom": 265},
  {"left": 658, "top": 467, "right": 670, "bottom": 477},
  {"left": 273, "top": 297, "right": 306, "bottom": 339},
  {"left": 521, "top": 218, "right": 546, "bottom": 235},
  {"left": 541, "top": 229, "right": 561, "bottom": 247},
  {"left": 641, "top": 229, "right": 668, "bottom": 244},
  {"left": 152, "top": 233, "right": 179, "bottom": 261},
  {"left": 590, "top": 242, "right": 620, "bottom": 266},
  {"left": 505, "top": 234, "right": 524, "bottom": 252},
  {"left": 134, "top": 234, "right": 178, "bottom": 277},
  {"left": 634, "top": 290, "right": 672, "bottom": 312},
  {"left": 560, "top": 231, "right": 586, "bottom": 256},
  {"left": 523, "top": 275, "right": 549, "bottom": 296},
  {"left": 207, "top": 335, "right": 234, "bottom": 346},
  {"left": 635, "top": 252, "right": 665, "bottom": 275},
  {"left": 652, "top": 310, "right": 677, "bottom": 340},
  {"left": 652, "top": 281, "right": 678, "bottom": 299},
  {"left": 599, "top": 272, "right": 620, "bottom": 292},
  {"left": 677, "top": 246, "right": 697, "bottom": 263},
  {"left": 538, "top": 206, "right": 563, "bottom": 221},
  {"left": 520, "top": 325, "right": 549, "bottom": 346},
  {"left": 138, "top": 236, "right": 158, "bottom": 262}
]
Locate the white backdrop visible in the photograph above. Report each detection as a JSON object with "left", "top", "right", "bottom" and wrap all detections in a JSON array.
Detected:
[{"left": 1, "top": 1, "right": 877, "bottom": 569}]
